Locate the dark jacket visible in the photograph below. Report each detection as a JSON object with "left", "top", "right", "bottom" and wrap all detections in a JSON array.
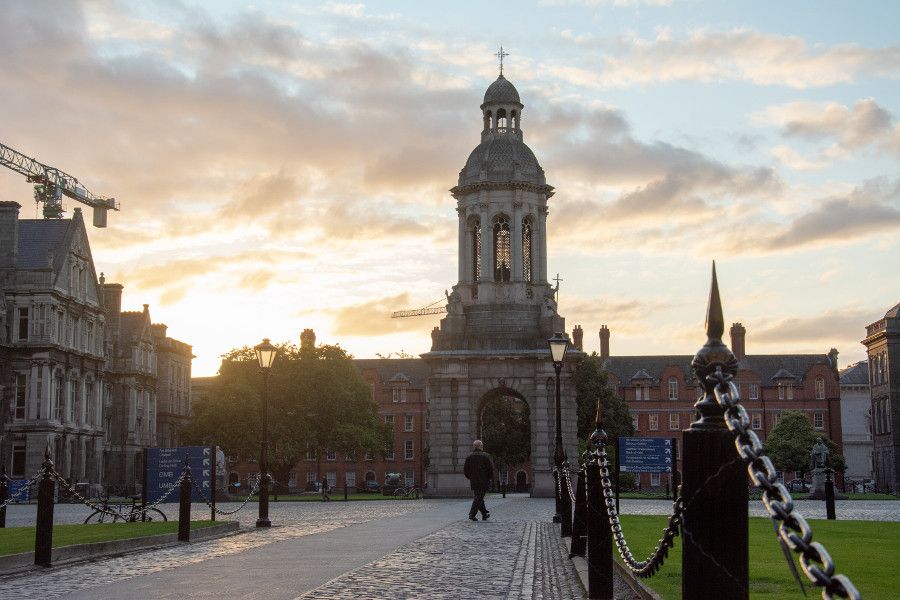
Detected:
[{"left": 464, "top": 450, "right": 494, "bottom": 492}]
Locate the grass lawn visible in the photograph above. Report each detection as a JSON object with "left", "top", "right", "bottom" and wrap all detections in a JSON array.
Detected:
[
  {"left": 616, "top": 515, "right": 899, "bottom": 599},
  {"left": 0, "top": 520, "right": 219, "bottom": 556}
]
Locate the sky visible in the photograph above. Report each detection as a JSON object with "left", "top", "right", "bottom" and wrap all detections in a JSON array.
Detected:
[{"left": 1, "top": 0, "right": 898, "bottom": 376}]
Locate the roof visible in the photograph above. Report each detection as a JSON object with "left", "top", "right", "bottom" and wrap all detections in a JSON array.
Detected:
[
  {"left": 353, "top": 358, "right": 430, "bottom": 387},
  {"left": 458, "top": 135, "right": 546, "bottom": 187},
  {"left": 482, "top": 75, "right": 521, "bottom": 106},
  {"left": 16, "top": 219, "right": 71, "bottom": 269},
  {"left": 839, "top": 361, "right": 869, "bottom": 385},
  {"left": 885, "top": 302, "right": 900, "bottom": 319},
  {"left": 603, "top": 353, "right": 834, "bottom": 385}
]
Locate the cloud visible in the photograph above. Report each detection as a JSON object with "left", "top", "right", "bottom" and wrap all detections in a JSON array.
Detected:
[
  {"left": 552, "top": 28, "right": 900, "bottom": 88},
  {"left": 323, "top": 293, "right": 444, "bottom": 336},
  {"left": 751, "top": 307, "right": 876, "bottom": 346}
]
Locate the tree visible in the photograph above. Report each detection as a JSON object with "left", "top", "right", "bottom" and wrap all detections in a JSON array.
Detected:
[
  {"left": 574, "top": 352, "right": 635, "bottom": 443},
  {"left": 181, "top": 341, "right": 392, "bottom": 489},
  {"left": 764, "top": 410, "right": 846, "bottom": 476},
  {"left": 479, "top": 393, "right": 530, "bottom": 471}
]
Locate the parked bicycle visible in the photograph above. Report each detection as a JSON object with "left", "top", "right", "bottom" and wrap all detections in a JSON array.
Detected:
[
  {"left": 393, "top": 486, "right": 422, "bottom": 499},
  {"left": 84, "top": 494, "right": 167, "bottom": 523}
]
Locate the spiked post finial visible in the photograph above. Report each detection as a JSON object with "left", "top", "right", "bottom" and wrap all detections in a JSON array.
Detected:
[{"left": 705, "top": 261, "right": 724, "bottom": 343}]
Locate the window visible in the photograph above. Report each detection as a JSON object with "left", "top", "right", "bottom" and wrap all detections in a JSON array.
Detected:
[
  {"left": 522, "top": 217, "right": 533, "bottom": 283},
  {"left": 307, "top": 471, "right": 317, "bottom": 484},
  {"left": 668, "top": 378, "right": 678, "bottom": 401},
  {"left": 364, "top": 451, "right": 373, "bottom": 461},
  {"left": 787, "top": 385, "right": 793, "bottom": 400},
  {"left": 384, "top": 415, "right": 394, "bottom": 428},
  {"left": 632, "top": 415, "right": 639, "bottom": 432},
  {"left": 493, "top": 215, "right": 511, "bottom": 282},
  {"left": 326, "top": 450, "right": 336, "bottom": 461},
  {"left": 404, "top": 440, "right": 414, "bottom": 460},
  {"left": 635, "top": 387, "right": 643, "bottom": 401},
  {"left": 385, "top": 446, "right": 395, "bottom": 461},
  {"left": 345, "top": 471, "right": 356, "bottom": 487},
  {"left": 306, "top": 448, "right": 315, "bottom": 461},
  {"left": 392, "top": 387, "right": 399, "bottom": 402},
  {"left": 12, "top": 445, "right": 26, "bottom": 477},
  {"left": 669, "top": 412, "right": 680, "bottom": 430},
  {"left": 650, "top": 472, "right": 660, "bottom": 486},
  {"left": 752, "top": 413, "right": 762, "bottom": 430},
  {"left": 815, "top": 378, "right": 825, "bottom": 400},
  {"left": 14, "top": 374, "right": 27, "bottom": 420},
  {"left": 327, "top": 471, "right": 336, "bottom": 488},
  {"left": 749, "top": 383, "right": 759, "bottom": 400},
  {"left": 404, "top": 414, "right": 414, "bottom": 432},
  {"left": 648, "top": 413, "right": 659, "bottom": 431},
  {"left": 813, "top": 413, "right": 824, "bottom": 430},
  {"left": 17, "top": 307, "right": 29, "bottom": 341},
  {"left": 86, "top": 381, "right": 95, "bottom": 426},
  {"left": 400, "top": 388, "right": 407, "bottom": 403},
  {"left": 405, "top": 470, "right": 415, "bottom": 487}
]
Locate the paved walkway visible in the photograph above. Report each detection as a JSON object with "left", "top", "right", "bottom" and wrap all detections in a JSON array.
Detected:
[{"left": 1, "top": 497, "right": 637, "bottom": 599}]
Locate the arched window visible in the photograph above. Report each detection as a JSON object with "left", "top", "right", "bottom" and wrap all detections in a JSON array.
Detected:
[
  {"left": 522, "top": 216, "right": 533, "bottom": 283},
  {"left": 493, "top": 215, "right": 511, "bottom": 282},
  {"left": 471, "top": 217, "right": 481, "bottom": 281},
  {"left": 497, "top": 108, "right": 507, "bottom": 129}
]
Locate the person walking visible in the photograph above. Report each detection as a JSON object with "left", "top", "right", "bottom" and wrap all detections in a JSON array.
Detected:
[
  {"left": 321, "top": 476, "right": 331, "bottom": 502},
  {"left": 463, "top": 439, "right": 494, "bottom": 521}
]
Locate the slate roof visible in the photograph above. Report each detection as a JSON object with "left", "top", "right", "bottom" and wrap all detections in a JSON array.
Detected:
[
  {"left": 603, "top": 354, "right": 834, "bottom": 385},
  {"left": 482, "top": 75, "right": 521, "bottom": 106},
  {"left": 885, "top": 302, "right": 900, "bottom": 319},
  {"left": 458, "top": 136, "right": 546, "bottom": 187},
  {"left": 353, "top": 358, "right": 430, "bottom": 387},
  {"left": 839, "top": 361, "right": 869, "bottom": 385},
  {"left": 16, "top": 219, "right": 71, "bottom": 269}
]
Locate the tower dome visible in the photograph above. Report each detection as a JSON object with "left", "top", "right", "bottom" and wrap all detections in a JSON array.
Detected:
[{"left": 482, "top": 74, "right": 521, "bottom": 107}]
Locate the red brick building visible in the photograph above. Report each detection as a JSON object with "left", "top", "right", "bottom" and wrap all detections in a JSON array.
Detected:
[{"left": 598, "top": 322, "right": 844, "bottom": 489}]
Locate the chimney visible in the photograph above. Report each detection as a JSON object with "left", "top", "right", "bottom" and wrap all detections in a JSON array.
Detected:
[
  {"left": 151, "top": 323, "right": 168, "bottom": 339},
  {"left": 0, "top": 201, "right": 21, "bottom": 269},
  {"left": 599, "top": 325, "right": 610, "bottom": 359},
  {"left": 572, "top": 325, "right": 583, "bottom": 351},
  {"left": 300, "top": 328, "right": 316, "bottom": 351},
  {"left": 102, "top": 282, "right": 123, "bottom": 338},
  {"left": 730, "top": 322, "right": 746, "bottom": 360}
]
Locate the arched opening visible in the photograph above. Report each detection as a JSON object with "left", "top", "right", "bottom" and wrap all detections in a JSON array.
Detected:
[
  {"left": 493, "top": 215, "right": 511, "bottom": 282},
  {"left": 522, "top": 216, "right": 533, "bottom": 283},
  {"left": 365, "top": 470, "right": 376, "bottom": 482},
  {"left": 496, "top": 108, "right": 507, "bottom": 129},
  {"left": 515, "top": 470, "right": 528, "bottom": 493},
  {"left": 478, "top": 389, "right": 531, "bottom": 491}
]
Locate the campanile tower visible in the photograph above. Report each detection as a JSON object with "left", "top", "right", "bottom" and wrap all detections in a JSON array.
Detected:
[{"left": 424, "top": 68, "right": 578, "bottom": 497}]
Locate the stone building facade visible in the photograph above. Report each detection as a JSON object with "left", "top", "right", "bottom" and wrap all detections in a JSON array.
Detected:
[
  {"left": 600, "top": 322, "right": 844, "bottom": 489},
  {"left": 863, "top": 302, "right": 900, "bottom": 492},
  {"left": 152, "top": 323, "right": 193, "bottom": 449},
  {"left": 838, "top": 361, "right": 874, "bottom": 484},
  {"left": 423, "top": 73, "right": 578, "bottom": 497}
]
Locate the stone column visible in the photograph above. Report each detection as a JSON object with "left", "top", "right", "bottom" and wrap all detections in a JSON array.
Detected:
[
  {"left": 29, "top": 361, "right": 39, "bottom": 420},
  {"left": 40, "top": 363, "right": 51, "bottom": 419},
  {"left": 478, "top": 201, "right": 492, "bottom": 283},
  {"left": 457, "top": 206, "right": 467, "bottom": 283},
  {"left": 537, "top": 205, "right": 548, "bottom": 284},
  {"left": 511, "top": 197, "right": 523, "bottom": 282}
]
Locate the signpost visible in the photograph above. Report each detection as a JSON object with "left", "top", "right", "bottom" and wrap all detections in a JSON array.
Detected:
[
  {"left": 616, "top": 437, "right": 679, "bottom": 506},
  {"left": 144, "top": 446, "right": 217, "bottom": 517}
]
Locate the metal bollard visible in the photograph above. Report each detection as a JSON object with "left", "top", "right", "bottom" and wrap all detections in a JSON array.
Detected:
[
  {"left": 552, "top": 470, "right": 561, "bottom": 523},
  {"left": 34, "top": 448, "right": 55, "bottom": 567},
  {"left": 569, "top": 467, "right": 587, "bottom": 557},
  {"left": 178, "top": 460, "right": 191, "bottom": 542},
  {"left": 560, "top": 467, "right": 573, "bottom": 537},
  {"left": 825, "top": 469, "right": 836, "bottom": 520},
  {"left": 585, "top": 460, "right": 613, "bottom": 599},
  {"left": 0, "top": 468, "right": 8, "bottom": 528},
  {"left": 681, "top": 266, "right": 748, "bottom": 600},
  {"left": 344, "top": 482, "right": 348, "bottom": 502}
]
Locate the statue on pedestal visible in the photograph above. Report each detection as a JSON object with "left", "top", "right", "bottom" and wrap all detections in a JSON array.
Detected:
[{"left": 810, "top": 437, "right": 828, "bottom": 470}]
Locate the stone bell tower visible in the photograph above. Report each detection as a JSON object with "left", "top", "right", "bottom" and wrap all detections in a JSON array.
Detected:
[{"left": 423, "top": 67, "right": 579, "bottom": 497}]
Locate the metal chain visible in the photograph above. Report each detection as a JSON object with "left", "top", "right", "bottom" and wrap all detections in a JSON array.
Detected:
[
  {"left": 0, "top": 470, "right": 43, "bottom": 508},
  {"left": 591, "top": 444, "right": 684, "bottom": 578},
  {"left": 189, "top": 474, "right": 261, "bottom": 516},
  {"left": 50, "top": 468, "right": 184, "bottom": 519},
  {"left": 709, "top": 369, "right": 861, "bottom": 600}
]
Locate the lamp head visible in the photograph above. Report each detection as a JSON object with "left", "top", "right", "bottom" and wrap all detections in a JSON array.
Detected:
[{"left": 254, "top": 338, "right": 277, "bottom": 370}]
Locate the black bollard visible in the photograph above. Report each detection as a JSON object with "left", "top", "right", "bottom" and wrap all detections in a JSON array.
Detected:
[
  {"left": 682, "top": 265, "right": 748, "bottom": 600},
  {"left": 344, "top": 482, "right": 348, "bottom": 502},
  {"left": 553, "top": 470, "right": 561, "bottom": 523},
  {"left": 34, "top": 448, "right": 55, "bottom": 567},
  {"left": 586, "top": 460, "right": 614, "bottom": 599},
  {"left": 560, "top": 467, "right": 573, "bottom": 537},
  {"left": 825, "top": 469, "right": 836, "bottom": 520},
  {"left": 178, "top": 460, "right": 191, "bottom": 542},
  {"left": 569, "top": 467, "right": 587, "bottom": 558},
  {"left": 0, "top": 468, "right": 8, "bottom": 528}
]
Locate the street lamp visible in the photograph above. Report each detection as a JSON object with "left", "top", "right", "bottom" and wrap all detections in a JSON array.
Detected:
[
  {"left": 548, "top": 332, "right": 569, "bottom": 525},
  {"left": 254, "top": 338, "right": 277, "bottom": 528}
]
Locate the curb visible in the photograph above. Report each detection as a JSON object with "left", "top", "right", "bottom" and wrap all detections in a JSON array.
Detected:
[{"left": 0, "top": 521, "right": 241, "bottom": 576}]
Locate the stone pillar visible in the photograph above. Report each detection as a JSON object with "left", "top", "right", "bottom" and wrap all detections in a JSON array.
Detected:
[
  {"left": 479, "top": 203, "right": 493, "bottom": 283},
  {"left": 40, "top": 363, "right": 51, "bottom": 419},
  {"left": 511, "top": 198, "right": 522, "bottom": 281},
  {"left": 29, "top": 362, "right": 39, "bottom": 421},
  {"left": 457, "top": 206, "right": 467, "bottom": 282},
  {"left": 537, "top": 206, "right": 548, "bottom": 284}
]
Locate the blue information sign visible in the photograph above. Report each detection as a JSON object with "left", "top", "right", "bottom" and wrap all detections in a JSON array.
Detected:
[
  {"left": 145, "top": 446, "right": 215, "bottom": 503},
  {"left": 618, "top": 437, "right": 673, "bottom": 473},
  {"left": 8, "top": 479, "right": 30, "bottom": 503}
]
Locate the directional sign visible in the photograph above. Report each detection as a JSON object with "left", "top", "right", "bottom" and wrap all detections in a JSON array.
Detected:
[
  {"left": 145, "top": 446, "right": 215, "bottom": 503},
  {"left": 618, "top": 437, "right": 673, "bottom": 473},
  {"left": 7, "top": 479, "right": 30, "bottom": 503}
]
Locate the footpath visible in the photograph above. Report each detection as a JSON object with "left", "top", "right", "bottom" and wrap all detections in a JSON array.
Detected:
[{"left": 1, "top": 496, "right": 640, "bottom": 599}]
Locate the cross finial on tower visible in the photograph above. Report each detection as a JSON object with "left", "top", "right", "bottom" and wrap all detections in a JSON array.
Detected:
[{"left": 495, "top": 45, "right": 509, "bottom": 75}]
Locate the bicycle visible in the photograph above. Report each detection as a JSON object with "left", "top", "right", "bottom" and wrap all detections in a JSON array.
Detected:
[
  {"left": 393, "top": 486, "right": 422, "bottom": 499},
  {"left": 84, "top": 494, "right": 168, "bottom": 523}
]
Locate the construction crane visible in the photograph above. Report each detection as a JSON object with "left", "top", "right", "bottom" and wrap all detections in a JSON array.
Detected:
[
  {"left": 0, "top": 141, "right": 119, "bottom": 227},
  {"left": 391, "top": 297, "right": 448, "bottom": 318}
]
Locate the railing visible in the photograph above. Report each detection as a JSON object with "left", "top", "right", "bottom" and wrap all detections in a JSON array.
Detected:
[{"left": 556, "top": 264, "right": 861, "bottom": 600}]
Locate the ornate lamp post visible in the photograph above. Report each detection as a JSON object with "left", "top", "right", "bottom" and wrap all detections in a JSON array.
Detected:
[
  {"left": 548, "top": 332, "right": 569, "bottom": 524},
  {"left": 254, "top": 338, "right": 277, "bottom": 528}
]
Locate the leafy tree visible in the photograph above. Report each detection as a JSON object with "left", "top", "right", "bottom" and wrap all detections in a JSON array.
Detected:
[
  {"left": 480, "top": 393, "right": 530, "bottom": 471},
  {"left": 181, "top": 342, "right": 391, "bottom": 489},
  {"left": 574, "top": 352, "right": 635, "bottom": 443},
  {"left": 764, "top": 410, "right": 846, "bottom": 476}
]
